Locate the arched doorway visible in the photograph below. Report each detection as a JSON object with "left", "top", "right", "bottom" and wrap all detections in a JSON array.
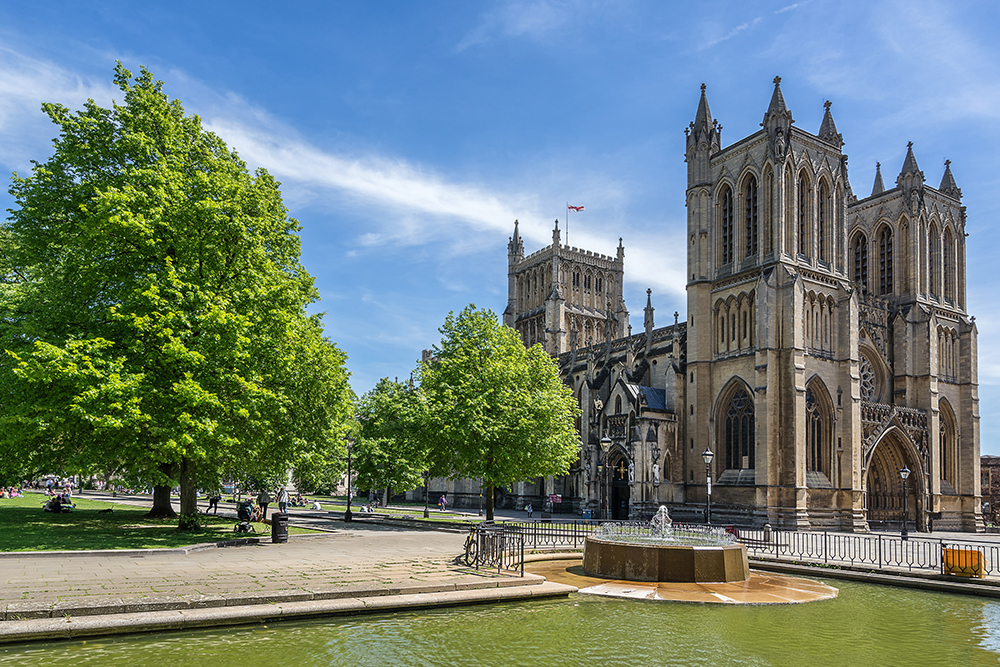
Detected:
[
  {"left": 609, "top": 451, "right": 631, "bottom": 520},
  {"left": 865, "top": 430, "right": 923, "bottom": 532}
]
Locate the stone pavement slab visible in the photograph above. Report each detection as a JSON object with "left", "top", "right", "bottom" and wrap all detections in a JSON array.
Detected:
[{"left": 0, "top": 526, "right": 552, "bottom": 624}]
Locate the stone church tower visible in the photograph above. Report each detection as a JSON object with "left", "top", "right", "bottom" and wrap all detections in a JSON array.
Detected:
[
  {"left": 490, "top": 78, "right": 981, "bottom": 532},
  {"left": 503, "top": 219, "right": 628, "bottom": 356}
]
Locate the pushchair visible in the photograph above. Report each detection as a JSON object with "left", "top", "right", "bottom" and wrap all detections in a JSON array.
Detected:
[{"left": 234, "top": 500, "right": 256, "bottom": 533}]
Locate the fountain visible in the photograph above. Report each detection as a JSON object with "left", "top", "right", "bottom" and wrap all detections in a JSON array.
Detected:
[{"left": 582, "top": 506, "right": 750, "bottom": 583}]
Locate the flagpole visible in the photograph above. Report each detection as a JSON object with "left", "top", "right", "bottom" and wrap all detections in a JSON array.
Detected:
[{"left": 565, "top": 202, "right": 569, "bottom": 247}]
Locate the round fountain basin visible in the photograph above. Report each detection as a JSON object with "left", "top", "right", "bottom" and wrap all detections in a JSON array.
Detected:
[{"left": 582, "top": 536, "right": 750, "bottom": 583}]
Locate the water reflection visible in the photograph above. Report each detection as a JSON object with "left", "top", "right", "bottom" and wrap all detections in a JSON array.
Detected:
[{"left": 2, "top": 581, "right": 999, "bottom": 666}]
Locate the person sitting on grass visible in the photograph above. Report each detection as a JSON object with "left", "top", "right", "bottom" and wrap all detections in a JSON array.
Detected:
[{"left": 311, "top": 499, "right": 323, "bottom": 510}]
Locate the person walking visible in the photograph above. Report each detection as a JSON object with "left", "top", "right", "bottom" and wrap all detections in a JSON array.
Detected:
[
  {"left": 207, "top": 492, "right": 221, "bottom": 514},
  {"left": 526, "top": 502, "right": 533, "bottom": 518},
  {"left": 256, "top": 488, "right": 271, "bottom": 521},
  {"left": 438, "top": 494, "right": 448, "bottom": 512},
  {"left": 278, "top": 487, "right": 289, "bottom": 513}
]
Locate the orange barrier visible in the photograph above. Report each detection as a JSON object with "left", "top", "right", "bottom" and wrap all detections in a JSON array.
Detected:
[{"left": 942, "top": 547, "right": 985, "bottom": 578}]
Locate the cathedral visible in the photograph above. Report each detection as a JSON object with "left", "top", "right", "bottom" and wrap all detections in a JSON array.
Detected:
[{"left": 500, "top": 78, "right": 982, "bottom": 532}]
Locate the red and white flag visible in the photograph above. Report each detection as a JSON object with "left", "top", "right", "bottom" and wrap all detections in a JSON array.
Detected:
[{"left": 568, "top": 205, "right": 585, "bottom": 212}]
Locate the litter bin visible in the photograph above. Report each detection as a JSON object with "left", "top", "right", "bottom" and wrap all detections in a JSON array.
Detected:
[{"left": 271, "top": 512, "right": 289, "bottom": 544}]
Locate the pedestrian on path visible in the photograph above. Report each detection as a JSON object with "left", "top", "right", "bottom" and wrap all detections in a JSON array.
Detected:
[
  {"left": 438, "top": 494, "right": 448, "bottom": 511},
  {"left": 207, "top": 493, "right": 221, "bottom": 514},
  {"left": 257, "top": 489, "right": 271, "bottom": 520},
  {"left": 526, "top": 502, "right": 533, "bottom": 518},
  {"left": 278, "top": 487, "right": 289, "bottom": 513}
]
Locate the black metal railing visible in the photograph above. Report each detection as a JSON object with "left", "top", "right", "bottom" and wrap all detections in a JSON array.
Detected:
[
  {"left": 737, "top": 528, "right": 997, "bottom": 578},
  {"left": 464, "top": 524, "right": 525, "bottom": 576}
]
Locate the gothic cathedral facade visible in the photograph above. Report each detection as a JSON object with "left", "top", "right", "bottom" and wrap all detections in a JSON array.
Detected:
[{"left": 503, "top": 78, "right": 981, "bottom": 531}]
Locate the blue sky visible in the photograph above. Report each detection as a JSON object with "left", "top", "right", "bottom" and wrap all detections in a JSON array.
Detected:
[{"left": 2, "top": 1, "right": 1000, "bottom": 452}]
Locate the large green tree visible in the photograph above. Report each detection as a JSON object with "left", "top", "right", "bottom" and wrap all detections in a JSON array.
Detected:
[
  {"left": 419, "top": 305, "right": 579, "bottom": 520},
  {"left": 0, "top": 64, "right": 353, "bottom": 528},
  {"left": 355, "top": 377, "right": 429, "bottom": 504}
]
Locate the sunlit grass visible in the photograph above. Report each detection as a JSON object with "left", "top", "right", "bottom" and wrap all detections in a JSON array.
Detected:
[{"left": 0, "top": 494, "right": 317, "bottom": 551}]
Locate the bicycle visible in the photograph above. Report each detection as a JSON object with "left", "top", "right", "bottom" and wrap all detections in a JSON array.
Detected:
[{"left": 463, "top": 526, "right": 479, "bottom": 566}]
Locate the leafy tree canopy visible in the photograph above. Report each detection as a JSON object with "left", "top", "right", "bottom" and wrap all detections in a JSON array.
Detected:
[
  {"left": 419, "top": 305, "right": 579, "bottom": 519},
  {"left": 0, "top": 63, "right": 353, "bottom": 527},
  {"left": 355, "top": 377, "right": 429, "bottom": 500}
]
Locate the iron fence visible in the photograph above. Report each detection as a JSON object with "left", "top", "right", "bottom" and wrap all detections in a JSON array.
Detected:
[
  {"left": 463, "top": 523, "right": 525, "bottom": 576},
  {"left": 486, "top": 519, "right": 998, "bottom": 579},
  {"left": 737, "top": 527, "right": 998, "bottom": 578}
]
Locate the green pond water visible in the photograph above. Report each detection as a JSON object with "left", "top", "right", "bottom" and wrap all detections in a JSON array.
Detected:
[{"left": 2, "top": 580, "right": 999, "bottom": 667}]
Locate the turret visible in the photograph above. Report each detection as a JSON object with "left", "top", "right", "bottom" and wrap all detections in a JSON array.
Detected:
[
  {"left": 686, "top": 84, "right": 721, "bottom": 188},
  {"left": 762, "top": 76, "right": 793, "bottom": 161},
  {"left": 939, "top": 159, "right": 962, "bottom": 200},
  {"left": 644, "top": 289, "right": 655, "bottom": 354},
  {"left": 872, "top": 162, "right": 885, "bottom": 196},
  {"left": 897, "top": 142, "right": 925, "bottom": 204},
  {"left": 818, "top": 100, "right": 843, "bottom": 148}
]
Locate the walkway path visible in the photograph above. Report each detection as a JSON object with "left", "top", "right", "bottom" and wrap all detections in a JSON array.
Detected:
[{"left": 0, "top": 523, "right": 573, "bottom": 644}]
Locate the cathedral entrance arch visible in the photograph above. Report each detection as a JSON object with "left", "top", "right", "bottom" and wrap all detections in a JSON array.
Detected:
[
  {"left": 609, "top": 451, "right": 631, "bottom": 519},
  {"left": 864, "top": 429, "right": 925, "bottom": 532}
]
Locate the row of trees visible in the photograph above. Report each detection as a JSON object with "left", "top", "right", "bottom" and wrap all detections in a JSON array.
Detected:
[
  {"left": 354, "top": 306, "right": 581, "bottom": 519},
  {"left": 0, "top": 64, "right": 579, "bottom": 526}
]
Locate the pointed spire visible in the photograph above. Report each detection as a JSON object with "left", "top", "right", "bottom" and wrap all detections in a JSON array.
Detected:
[
  {"left": 765, "top": 76, "right": 788, "bottom": 119},
  {"left": 939, "top": 159, "right": 962, "bottom": 199},
  {"left": 508, "top": 219, "right": 524, "bottom": 259},
  {"left": 872, "top": 162, "right": 885, "bottom": 196},
  {"left": 898, "top": 141, "right": 922, "bottom": 181},
  {"left": 617, "top": 236, "right": 625, "bottom": 261},
  {"left": 762, "top": 76, "right": 793, "bottom": 159},
  {"left": 644, "top": 288, "right": 654, "bottom": 336},
  {"left": 818, "top": 100, "right": 843, "bottom": 147},
  {"left": 694, "top": 83, "right": 713, "bottom": 131},
  {"left": 552, "top": 219, "right": 560, "bottom": 246}
]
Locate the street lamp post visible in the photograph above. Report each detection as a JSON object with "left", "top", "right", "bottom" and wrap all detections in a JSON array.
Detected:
[
  {"left": 600, "top": 434, "right": 612, "bottom": 520},
  {"left": 899, "top": 465, "right": 910, "bottom": 541},
  {"left": 423, "top": 471, "right": 430, "bottom": 519},
  {"left": 344, "top": 437, "right": 354, "bottom": 522},
  {"left": 702, "top": 447, "right": 715, "bottom": 526}
]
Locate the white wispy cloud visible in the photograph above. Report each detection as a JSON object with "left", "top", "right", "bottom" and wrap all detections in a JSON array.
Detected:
[
  {"left": 455, "top": 0, "right": 587, "bottom": 52},
  {"left": 702, "top": 17, "right": 763, "bottom": 50}
]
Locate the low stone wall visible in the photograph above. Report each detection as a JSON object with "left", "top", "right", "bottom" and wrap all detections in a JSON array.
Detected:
[{"left": 582, "top": 537, "right": 749, "bottom": 583}]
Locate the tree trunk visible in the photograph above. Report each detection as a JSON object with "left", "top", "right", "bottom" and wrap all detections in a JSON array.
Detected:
[
  {"left": 382, "top": 487, "right": 389, "bottom": 507},
  {"left": 486, "top": 484, "right": 495, "bottom": 521},
  {"left": 177, "top": 456, "right": 200, "bottom": 530},
  {"left": 146, "top": 462, "right": 177, "bottom": 518}
]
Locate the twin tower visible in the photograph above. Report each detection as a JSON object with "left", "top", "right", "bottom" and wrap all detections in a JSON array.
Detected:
[{"left": 503, "top": 78, "right": 980, "bottom": 531}]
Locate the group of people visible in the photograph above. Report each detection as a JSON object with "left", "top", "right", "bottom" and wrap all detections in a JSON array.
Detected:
[
  {"left": 1, "top": 487, "right": 23, "bottom": 499},
  {"left": 43, "top": 493, "right": 75, "bottom": 513},
  {"left": 255, "top": 487, "right": 294, "bottom": 520}
]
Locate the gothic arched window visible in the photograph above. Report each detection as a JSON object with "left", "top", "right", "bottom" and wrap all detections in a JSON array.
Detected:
[
  {"left": 929, "top": 224, "right": 940, "bottom": 298},
  {"left": 878, "top": 225, "right": 893, "bottom": 295},
  {"left": 940, "top": 400, "right": 957, "bottom": 486},
  {"left": 806, "top": 389, "right": 824, "bottom": 473},
  {"left": 944, "top": 228, "right": 954, "bottom": 302},
  {"left": 798, "top": 176, "right": 811, "bottom": 257},
  {"left": 720, "top": 186, "right": 734, "bottom": 265},
  {"left": 818, "top": 181, "right": 830, "bottom": 262},
  {"left": 744, "top": 175, "right": 758, "bottom": 259},
  {"left": 723, "top": 387, "right": 755, "bottom": 470},
  {"left": 853, "top": 233, "right": 869, "bottom": 293}
]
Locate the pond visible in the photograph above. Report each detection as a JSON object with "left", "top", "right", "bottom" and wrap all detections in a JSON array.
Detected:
[{"left": 2, "top": 580, "right": 999, "bottom": 666}]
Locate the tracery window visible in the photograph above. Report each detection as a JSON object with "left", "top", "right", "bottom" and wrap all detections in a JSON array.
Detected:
[
  {"left": 720, "top": 187, "right": 734, "bottom": 264},
  {"left": 723, "top": 388, "right": 755, "bottom": 470},
  {"left": 744, "top": 176, "right": 758, "bottom": 259},
  {"left": 853, "top": 233, "right": 868, "bottom": 293},
  {"left": 806, "top": 389, "right": 824, "bottom": 473},
  {"left": 879, "top": 226, "right": 893, "bottom": 295},
  {"left": 944, "top": 228, "right": 954, "bottom": 301},
  {"left": 818, "top": 182, "right": 830, "bottom": 262},
  {"left": 798, "top": 177, "right": 810, "bottom": 257},
  {"left": 929, "top": 224, "right": 940, "bottom": 298},
  {"left": 859, "top": 355, "right": 876, "bottom": 402}
]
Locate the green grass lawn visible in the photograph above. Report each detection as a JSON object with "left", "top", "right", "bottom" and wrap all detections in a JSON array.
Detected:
[{"left": 0, "top": 495, "right": 317, "bottom": 552}]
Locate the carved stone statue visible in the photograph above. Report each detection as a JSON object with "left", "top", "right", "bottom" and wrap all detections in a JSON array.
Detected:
[
  {"left": 584, "top": 461, "right": 592, "bottom": 485},
  {"left": 652, "top": 462, "right": 660, "bottom": 484},
  {"left": 628, "top": 460, "right": 635, "bottom": 484}
]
